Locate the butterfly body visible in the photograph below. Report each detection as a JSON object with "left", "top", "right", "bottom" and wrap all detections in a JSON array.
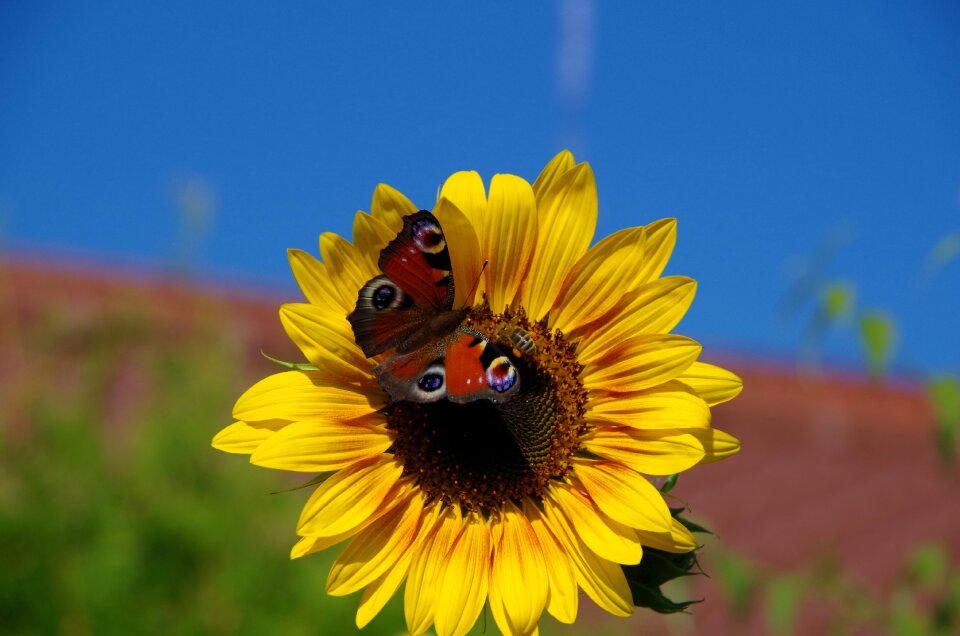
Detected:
[{"left": 348, "top": 211, "right": 520, "bottom": 405}]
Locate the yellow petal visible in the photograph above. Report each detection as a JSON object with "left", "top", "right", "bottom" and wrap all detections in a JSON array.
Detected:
[
  {"left": 319, "top": 232, "right": 377, "bottom": 305},
  {"left": 279, "top": 303, "right": 374, "bottom": 382},
  {"left": 586, "top": 381, "right": 711, "bottom": 430},
  {"left": 232, "top": 371, "right": 382, "bottom": 423},
  {"left": 573, "top": 459, "right": 672, "bottom": 533},
  {"left": 540, "top": 494, "right": 634, "bottom": 618},
  {"left": 296, "top": 455, "right": 403, "bottom": 537},
  {"left": 677, "top": 361, "right": 744, "bottom": 406},
  {"left": 580, "top": 334, "right": 702, "bottom": 393},
  {"left": 433, "top": 198, "right": 483, "bottom": 309},
  {"left": 582, "top": 427, "right": 705, "bottom": 476},
  {"left": 291, "top": 535, "right": 328, "bottom": 559},
  {"left": 439, "top": 171, "right": 486, "bottom": 231},
  {"left": 550, "top": 226, "right": 647, "bottom": 334},
  {"left": 547, "top": 485, "right": 643, "bottom": 564},
  {"left": 483, "top": 174, "right": 538, "bottom": 312},
  {"left": 327, "top": 488, "right": 424, "bottom": 596},
  {"left": 291, "top": 495, "right": 394, "bottom": 557},
  {"left": 288, "top": 248, "right": 347, "bottom": 312},
  {"left": 522, "top": 499, "right": 578, "bottom": 624},
  {"left": 519, "top": 163, "right": 598, "bottom": 320},
  {"left": 250, "top": 416, "right": 393, "bottom": 472},
  {"left": 211, "top": 420, "right": 281, "bottom": 454},
  {"left": 636, "top": 519, "right": 698, "bottom": 554},
  {"left": 405, "top": 506, "right": 460, "bottom": 635},
  {"left": 575, "top": 276, "right": 697, "bottom": 364},
  {"left": 488, "top": 502, "right": 548, "bottom": 636},
  {"left": 356, "top": 543, "right": 415, "bottom": 628},
  {"left": 371, "top": 183, "right": 416, "bottom": 234},
  {"left": 352, "top": 211, "right": 396, "bottom": 273},
  {"left": 532, "top": 150, "right": 576, "bottom": 201},
  {"left": 692, "top": 427, "right": 742, "bottom": 464},
  {"left": 635, "top": 218, "right": 677, "bottom": 285},
  {"left": 434, "top": 513, "right": 492, "bottom": 636}
]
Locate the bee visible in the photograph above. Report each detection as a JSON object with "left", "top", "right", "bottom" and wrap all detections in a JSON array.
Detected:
[{"left": 500, "top": 326, "right": 536, "bottom": 358}]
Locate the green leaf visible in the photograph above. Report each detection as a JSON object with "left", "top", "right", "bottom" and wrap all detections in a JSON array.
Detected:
[
  {"left": 908, "top": 543, "right": 947, "bottom": 589},
  {"left": 933, "top": 571, "right": 960, "bottom": 631},
  {"left": 765, "top": 576, "right": 801, "bottom": 636},
  {"left": 822, "top": 282, "right": 855, "bottom": 322},
  {"left": 858, "top": 311, "right": 897, "bottom": 378},
  {"left": 260, "top": 351, "right": 320, "bottom": 372},
  {"left": 927, "top": 376, "right": 960, "bottom": 465}
]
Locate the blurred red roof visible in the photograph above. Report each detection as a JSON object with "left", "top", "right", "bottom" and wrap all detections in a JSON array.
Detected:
[{"left": 3, "top": 258, "right": 956, "bottom": 634}]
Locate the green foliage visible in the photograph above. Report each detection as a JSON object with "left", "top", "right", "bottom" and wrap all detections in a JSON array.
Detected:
[
  {"left": 927, "top": 376, "right": 960, "bottom": 465},
  {"left": 712, "top": 550, "right": 758, "bottom": 618},
  {"left": 0, "top": 307, "right": 404, "bottom": 635},
  {"left": 909, "top": 544, "right": 948, "bottom": 590},
  {"left": 859, "top": 311, "right": 897, "bottom": 378},
  {"left": 764, "top": 576, "right": 800, "bottom": 636},
  {"left": 822, "top": 282, "right": 855, "bottom": 322},
  {"left": 706, "top": 542, "right": 960, "bottom": 635}
]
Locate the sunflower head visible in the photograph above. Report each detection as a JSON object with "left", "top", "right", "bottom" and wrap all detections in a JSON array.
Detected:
[{"left": 214, "top": 150, "right": 742, "bottom": 636}]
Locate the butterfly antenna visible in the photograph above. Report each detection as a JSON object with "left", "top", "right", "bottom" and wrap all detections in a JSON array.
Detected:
[{"left": 465, "top": 260, "right": 488, "bottom": 303}]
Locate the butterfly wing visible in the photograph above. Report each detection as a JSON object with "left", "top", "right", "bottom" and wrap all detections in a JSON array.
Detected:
[
  {"left": 443, "top": 328, "right": 520, "bottom": 404},
  {"left": 348, "top": 211, "right": 456, "bottom": 358},
  {"left": 347, "top": 275, "right": 431, "bottom": 357},
  {"left": 378, "top": 211, "right": 454, "bottom": 310},
  {"left": 374, "top": 343, "right": 446, "bottom": 402},
  {"left": 374, "top": 328, "right": 520, "bottom": 404},
  {"left": 351, "top": 210, "right": 521, "bottom": 405}
]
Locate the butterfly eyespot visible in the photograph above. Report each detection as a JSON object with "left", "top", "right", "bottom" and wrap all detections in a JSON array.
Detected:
[
  {"left": 411, "top": 218, "right": 446, "bottom": 254},
  {"left": 486, "top": 357, "right": 518, "bottom": 393},
  {"left": 417, "top": 372, "right": 444, "bottom": 392},
  {"left": 372, "top": 284, "right": 395, "bottom": 310}
]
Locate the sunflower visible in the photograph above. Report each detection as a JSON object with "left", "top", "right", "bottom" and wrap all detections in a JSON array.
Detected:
[{"left": 213, "top": 150, "right": 742, "bottom": 636}]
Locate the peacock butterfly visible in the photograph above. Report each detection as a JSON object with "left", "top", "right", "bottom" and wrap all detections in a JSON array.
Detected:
[{"left": 347, "top": 210, "right": 521, "bottom": 404}]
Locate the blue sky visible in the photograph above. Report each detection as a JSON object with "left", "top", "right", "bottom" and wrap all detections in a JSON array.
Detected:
[{"left": 2, "top": 1, "right": 958, "bottom": 374}]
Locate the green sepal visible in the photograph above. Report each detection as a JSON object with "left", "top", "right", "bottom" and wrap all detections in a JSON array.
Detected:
[
  {"left": 622, "top": 548, "right": 703, "bottom": 613},
  {"left": 622, "top": 506, "right": 715, "bottom": 612},
  {"left": 261, "top": 351, "right": 320, "bottom": 372},
  {"left": 669, "top": 507, "right": 713, "bottom": 536},
  {"left": 626, "top": 578, "right": 702, "bottom": 613},
  {"left": 629, "top": 548, "right": 703, "bottom": 587},
  {"left": 660, "top": 473, "right": 679, "bottom": 493},
  {"left": 270, "top": 473, "right": 329, "bottom": 495}
]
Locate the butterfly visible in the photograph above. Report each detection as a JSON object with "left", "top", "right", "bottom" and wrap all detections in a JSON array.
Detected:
[{"left": 347, "top": 210, "right": 521, "bottom": 404}]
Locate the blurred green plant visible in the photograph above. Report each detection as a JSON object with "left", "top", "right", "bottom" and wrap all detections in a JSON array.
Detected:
[
  {"left": 709, "top": 542, "right": 960, "bottom": 635},
  {"left": 859, "top": 311, "right": 897, "bottom": 379},
  {"left": 782, "top": 229, "right": 960, "bottom": 463},
  {"left": 927, "top": 376, "right": 960, "bottom": 466},
  {"left": 0, "top": 303, "right": 406, "bottom": 635}
]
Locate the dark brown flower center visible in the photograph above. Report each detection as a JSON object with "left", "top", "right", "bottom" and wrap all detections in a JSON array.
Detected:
[{"left": 385, "top": 305, "right": 588, "bottom": 514}]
